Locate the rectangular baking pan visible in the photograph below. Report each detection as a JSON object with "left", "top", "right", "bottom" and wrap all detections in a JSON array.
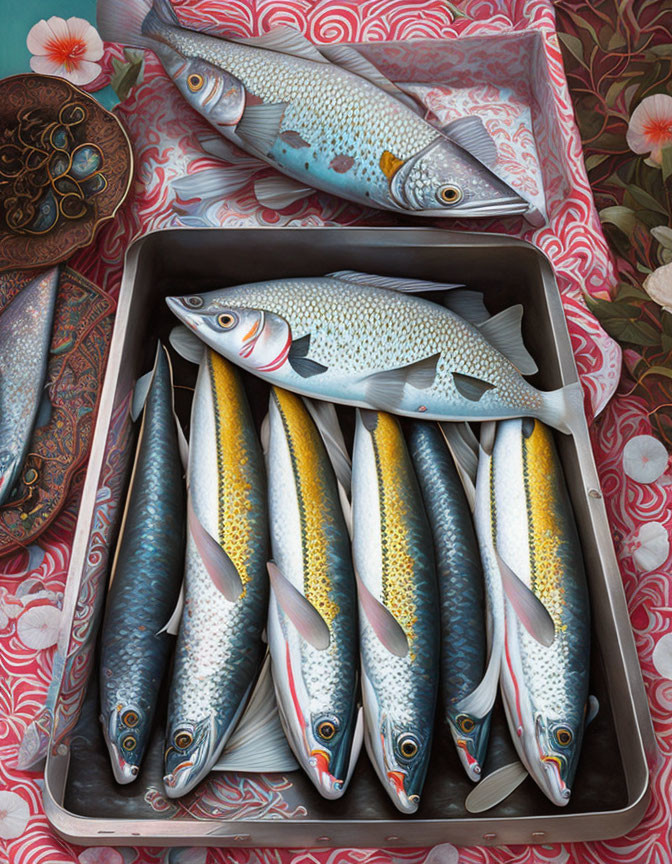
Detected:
[{"left": 43, "top": 226, "right": 652, "bottom": 848}]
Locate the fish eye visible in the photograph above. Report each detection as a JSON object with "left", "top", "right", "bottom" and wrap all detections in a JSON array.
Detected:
[
  {"left": 122, "top": 735, "right": 136, "bottom": 751},
  {"left": 122, "top": 710, "right": 139, "bottom": 727},
  {"left": 187, "top": 73, "right": 204, "bottom": 92},
  {"left": 317, "top": 720, "right": 337, "bottom": 741},
  {"left": 184, "top": 295, "right": 203, "bottom": 308},
  {"left": 217, "top": 311, "right": 238, "bottom": 330},
  {"left": 398, "top": 734, "right": 419, "bottom": 759},
  {"left": 458, "top": 714, "right": 475, "bottom": 734},
  {"left": 437, "top": 184, "right": 463, "bottom": 206},
  {"left": 174, "top": 730, "right": 193, "bottom": 750},
  {"left": 556, "top": 726, "right": 573, "bottom": 747}
]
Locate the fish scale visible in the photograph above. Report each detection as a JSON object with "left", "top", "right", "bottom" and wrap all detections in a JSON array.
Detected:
[
  {"left": 99, "top": 345, "right": 185, "bottom": 784},
  {"left": 164, "top": 351, "right": 268, "bottom": 798},
  {"left": 408, "top": 422, "right": 490, "bottom": 781},
  {"left": 353, "top": 410, "right": 439, "bottom": 813}
]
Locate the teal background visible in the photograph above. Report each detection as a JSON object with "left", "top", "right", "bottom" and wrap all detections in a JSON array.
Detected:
[{"left": 0, "top": 0, "right": 118, "bottom": 107}]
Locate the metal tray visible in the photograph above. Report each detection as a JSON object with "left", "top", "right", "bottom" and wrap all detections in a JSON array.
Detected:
[{"left": 44, "top": 227, "right": 653, "bottom": 848}]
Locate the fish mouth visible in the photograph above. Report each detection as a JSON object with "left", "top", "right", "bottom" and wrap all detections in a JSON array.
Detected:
[
  {"left": 387, "top": 770, "right": 420, "bottom": 814},
  {"left": 456, "top": 739, "right": 482, "bottom": 783},
  {"left": 540, "top": 755, "right": 571, "bottom": 806},
  {"left": 101, "top": 718, "right": 140, "bottom": 785},
  {"left": 163, "top": 758, "right": 201, "bottom": 797},
  {"left": 408, "top": 196, "right": 529, "bottom": 219},
  {"left": 309, "top": 749, "right": 345, "bottom": 800}
]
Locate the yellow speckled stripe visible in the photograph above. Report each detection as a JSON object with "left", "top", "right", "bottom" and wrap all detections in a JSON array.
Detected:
[
  {"left": 369, "top": 412, "right": 417, "bottom": 647},
  {"left": 272, "top": 388, "right": 339, "bottom": 628},
  {"left": 522, "top": 420, "right": 565, "bottom": 632},
  {"left": 209, "top": 351, "right": 254, "bottom": 593}
]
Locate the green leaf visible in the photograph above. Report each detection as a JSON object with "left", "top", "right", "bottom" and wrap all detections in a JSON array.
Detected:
[
  {"left": 602, "top": 318, "right": 660, "bottom": 346},
  {"left": 558, "top": 32, "right": 584, "bottom": 64},
  {"left": 584, "top": 293, "right": 641, "bottom": 319},
  {"left": 614, "top": 281, "right": 649, "bottom": 302},
  {"left": 599, "top": 205, "right": 638, "bottom": 234},
  {"left": 636, "top": 365, "right": 672, "bottom": 383},
  {"left": 662, "top": 310, "right": 672, "bottom": 336},
  {"left": 585, "top": 153, "right": 609, "bottom": 172},
  {"left": 648, "top": 43, "right": 672, "bottom": 57},
  {"left": 445, "top": 2, "right": 467, "bottom": 18},
  {"left": 607, "top": 29, "right": 626, "bottom": 50},
  {"left": 636, "top": 262, "right": 653, "bottom": 274},
  {"left": 662, "top": 146, "right": 672, "bottom": 182},
  {"left": 626, "top": 184, "right": 668, "bottom": 215},
  {"left": 662, "top": 334, "right": 672, "bottom": 354},
  {"left": 111, "top": 49, "right": 145, "bottom": 102},
  {"left": 652, "top": 225, "right": 672, "bottom": 249}
]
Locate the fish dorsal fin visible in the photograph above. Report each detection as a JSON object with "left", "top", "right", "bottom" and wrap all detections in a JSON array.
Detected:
[
  {"left": 355, "top": 569, "right": 408, "bottom": 657},
  {"left": 213, "top": 652, "right": 299, "bottom": 773},
  {"left": 455, "top": 629, "right": 502, "bottom": 718},
  {"left": 364, "top": 354, "right": 440, "bottom": 411},
  {"left": 157, "top": 580, "right": 185, "bottom": 636},
  {"left": 438, "top": 422, "right": 478, "bottom": 508},
  {"left": 480, "top": 421, "right": 497, "bottom": 456},
  {"left": 260, "top": 411, "right": 270, "bottom": 456},
  {"left": 442, "top": 116, "right": 498, "bottom": 167},
  {"left": 328, "top": 270, "right": 463, "bottom": 293},
  {"left": 131, "top": 368, "right": 154, "bottom": 422},
  {"left": 162, "top": 344, "right": 189, "bottom": 473},
  {"left": 254, "top": 175, "right": 315, "bottom": 210},
  {"left": 304, "top": 398, "right": 352, "bottom": 496},
  {"left": 343, "top": 705, "right": 364, "bottom": 786},
  {"left": 288, "top": 334, "right": 328, "bottom": 378},
  {"left": 465, "top": 762, "right": 528, "bottom": 813},
  {"left": 496, "top": 551, "right": 555, "bottom": 647},
  {"left": 188, "top": 496, "right": 243, "bottom": 601},
  {"left": 478, "top": 306, "right": 538, "bottom": 376},
  {"left": 169, "top": 325, "right": 205, "bottom": 365},
  {"left": 442, "top": 290, "right": 490, "bottom": 325},
  {"left": 453, "top": 372, "right": 495, "bottom": 403},
  {"left": 230, "top": 26, "right": 328, "bottom": 64},
  {"left": 236, "top": 103, "right": 287, "bottom": 153},
  {"left": 317, "top": 44, "right": 421, "bottom": 113},
  {"left": 267, "top": 561, "right": 331, "bottom": 650}
]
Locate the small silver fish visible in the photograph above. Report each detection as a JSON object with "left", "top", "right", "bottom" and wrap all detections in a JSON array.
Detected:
[
  {"left": 97, "top": 0, "right": 529, "bottom": 219},
  {"left": 0, "top": 268, "right": 58, "bottom": 505}
]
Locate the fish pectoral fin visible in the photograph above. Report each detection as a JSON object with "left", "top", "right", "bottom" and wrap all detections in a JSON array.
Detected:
[
  {"left": 230, "top": 26, "right": 328, "bottom": 64},
  {"left": 35, "top": 389, "right": 52, "bottom": 429},
  {"left": 359, "top": 408, "right": 379, "bottom": 432},
  {"left": 260, "top": 412, "right": 270, "bottom": 456},
  {"left": 318, "top": 45, "right": 421, "bottom": 114},
  {"left": 254, "top": 175, "right": 315, "bottom": 210},
  {"left": 442, "top": 290, "right": 490, "bottom": 325},
  {"left": 287, "top": 334, "right": 328, "bottom": 378},
  {"left": 478, "top": 306, "right": 538, "bottom": 376},
  {"left": 442, "top": 116, "right": 498, "bottom": 167},
  {"left": 326, "top": 270, "right": 464, "bottom": 293},
  {"left": 438, "top": 422, "right": 478, "bottom": 509},
  {"left": 157, "top": 580, "right": 185, "bottom": 636},
  {"left": 480, "top": 421, "right": 496, "bottom": 456},
  {"left": 344, "top": 706, "right": 365, "bottom": 786},
  {"left": 364, "top": 354, "right": 440, "bottom": 411},
  {"left": 267, "top": 562, "right": 331, "bottom": 650},
  {"left": 465, "top": 761, "right": 528, "bottom": 813},
  {"left": 303, "top": 398, "right": 351, "bottom": 496},
  {"left": 355, "top": 570, "right": 408, "bottom": 657},
  {"left": 586, "top": 694, "right": 600, "bottom": 727},
  {"left": 452, "top": 372, "right": 495, "bottom": 402},
  {"left": 213, "top": 652, "right": 299, "bottom": 773},
  {"left": 169, "top": 325, "right": 204, "bottom": 365},
  {"left": 188, "top": 496, "right": 243, "bottom": 601},
  {"left": 455, "top": 632, "right": 502, "bottom": 719},
  {"left": 236, "top": 102, "right": 288, "bottom": 153},
  {"left": 496, "top": 551, "right": 555, "bottom": 647}
]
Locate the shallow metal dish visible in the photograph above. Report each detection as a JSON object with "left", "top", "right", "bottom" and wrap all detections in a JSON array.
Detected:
[{"left": 44, "top": 227, "right": 653, "bottom": 848}]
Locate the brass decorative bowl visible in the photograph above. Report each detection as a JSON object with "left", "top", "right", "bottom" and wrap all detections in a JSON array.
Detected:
[{"left": 0, "top": 73, "right": 133, "bottom": 272}]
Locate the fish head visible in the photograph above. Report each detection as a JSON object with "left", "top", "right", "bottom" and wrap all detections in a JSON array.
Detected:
[
  {"left": 166, "top": 294, "right": 293, "bottom": 374},
  {"left": 101, "top": 704, "right": 147, "bottom": 784},
  {"left": 163, "top": 715, "right": 218, "bottom": 798},
  {"left": 387, "top": 137, "right": 528, "bottom": 218},
  {"left": 532, "top": 713, "right": 583, "bottom": 806},
  {"left": 448, "top": 710, "right": 491, "bottom": 782},
  {"left": 158, "top": 47, "right": 245, "bottom": 129}
]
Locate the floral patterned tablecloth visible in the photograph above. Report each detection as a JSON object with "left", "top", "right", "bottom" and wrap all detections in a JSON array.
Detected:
[{"left": 2, "top": 1, "right": 672, "bottom": 862}]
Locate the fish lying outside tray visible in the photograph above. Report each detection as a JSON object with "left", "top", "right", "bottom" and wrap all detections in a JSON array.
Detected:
[{"left": 46, "top": 229, "right": 646, "bottom": 845}]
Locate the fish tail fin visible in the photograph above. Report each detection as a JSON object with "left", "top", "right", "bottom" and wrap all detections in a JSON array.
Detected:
[
  {"left": 97, "top": 0, "right": 177, "bottom": 48},
  {"left": 538, "top": 381, "right": 586, "bottom": 437}
]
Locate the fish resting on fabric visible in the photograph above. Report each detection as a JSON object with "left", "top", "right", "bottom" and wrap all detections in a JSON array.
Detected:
[
  {"left": 97, "top": 0, "right": 529, "bottom": 219},
  {"left": 99, "top": 343, "right": 185, "bottom": 784}
]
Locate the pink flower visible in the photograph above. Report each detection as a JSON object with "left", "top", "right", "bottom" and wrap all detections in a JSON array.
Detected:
[
  {"left": 27, "top": 16, "right": 103, "bottom": 86},
  {"left": 626, "top": 93, "right": 672, "bottom": 165}
]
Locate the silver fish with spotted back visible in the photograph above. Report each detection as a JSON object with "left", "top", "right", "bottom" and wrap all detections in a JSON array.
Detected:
[
  {"left": 99, "top": 344, "right": 185, "bottom": 784},
  {"left": 164, "top": 349, "right": 268, "bottom": 798},
  {"left": 166, "top": 271, "right": 584, "bottom": 434},
  {"left": 0, "top": 268, "right": 58, "bottom": 505},
  {"left": 97, "top": 0, "right": 529, "bottom": 218}
]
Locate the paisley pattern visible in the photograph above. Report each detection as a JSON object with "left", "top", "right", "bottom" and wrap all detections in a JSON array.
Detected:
[{"left": 3, "top": 1, "right": 671, "bottom": 863}]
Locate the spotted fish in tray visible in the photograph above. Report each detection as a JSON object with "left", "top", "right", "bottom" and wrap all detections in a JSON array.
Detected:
[
  {"left": 97, "top": 0, "right": 529, "bottom": 219},
  {"left": 0, "top": 268, "right": 58, "bottom": 505},
  {"left": 352, "top": 409, "right": 439, "bottom": 814},
  {"left": 166, "top": 271, "right": 584, "bottom": 435},
  {"left": 99, "top": 344, "right": 185, "bottom": 784},
  {"left": 164, "top": 348, "right": 268, "bottom": 798}
]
